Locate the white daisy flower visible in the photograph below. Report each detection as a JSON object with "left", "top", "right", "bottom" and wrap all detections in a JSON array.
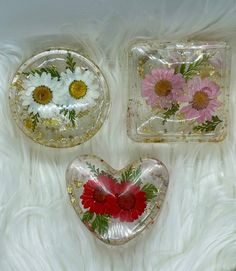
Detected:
[
  {"left": 20, "top": 72, "right": 62, "bottom": 118},
  {"left": 59, "top": 67, "right": 100, "bottom": 111}
]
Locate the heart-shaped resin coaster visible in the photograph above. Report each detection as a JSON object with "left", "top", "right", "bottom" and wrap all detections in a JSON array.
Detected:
[
  {"left": 66, "top": 155, "right": 169, "bottom": 245},
  {"left": 9, "top": 49, "right": 109, "bottom": 147}
]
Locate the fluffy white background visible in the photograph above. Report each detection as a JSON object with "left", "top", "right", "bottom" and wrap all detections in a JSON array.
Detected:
[{"left": 0, "top": 0, "right": 236, "bottom": 270}]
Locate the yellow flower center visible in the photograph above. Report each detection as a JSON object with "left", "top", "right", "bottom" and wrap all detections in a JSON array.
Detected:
[
  {"left": 154, "top": 80, "right": 172, "bottom": 97},
  {"left": 192, "top": 90, "right": 210, "bottom": 110},
  {"left": 69, "top": 80, "right": 87, "bottom": 99},
  {"left": 32, "top": 85, "right": 53, "bottom": 105}
]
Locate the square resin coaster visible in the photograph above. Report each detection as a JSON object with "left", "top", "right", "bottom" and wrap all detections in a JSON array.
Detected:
[{"left": 127, "top": 41, "right": 230, "bottom": 142}]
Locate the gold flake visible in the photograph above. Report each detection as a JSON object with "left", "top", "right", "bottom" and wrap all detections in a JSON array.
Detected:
[
  {"left": 137, "top": 56, "right": 149, "bottom": 78},
  {"left": 42, "top": 118, "right": 60, "bottom": 126},
  {"left": 70, "top": 196, "right": 76, "bottom": 204},
  {"left": 23, "top": 118, "right": 33, "bottom": 130},
  {"left": 12, "top": 80, "right": 24, "bottom": 91},
  {"left": 77, "top": 109, "right": 90, "bottom": 118},
  {"left": 67, "top": 185, "right": 73, "bottom": 194},
  {"left": 65, "top": 123, "right": 74, "bottom": 129},
  {"left": 200, "top": 69, "right": 211, "bottom": 79},
  {"left": 74, "top": 180, "right": 84, "bottom": 188}
]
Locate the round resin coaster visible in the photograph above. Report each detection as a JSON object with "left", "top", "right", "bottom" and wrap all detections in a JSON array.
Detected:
[
  {"left": 66, "top": 155, "right": 169, "bottom": 245},
  {"left": 9, "top": 49, "right": 109, "bottom": 147}
]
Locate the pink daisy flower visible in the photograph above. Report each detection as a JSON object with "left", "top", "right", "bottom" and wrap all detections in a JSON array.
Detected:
[
  {"left": 141, "top": 68, "right": 185, "bottom": 109},
  {"left": 180, "top": 76, "right": 221, "bottom": 123}
]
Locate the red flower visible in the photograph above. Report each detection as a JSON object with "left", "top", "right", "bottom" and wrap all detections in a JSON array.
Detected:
[
  {"left": 81, "top": 176, "right": 147, "bottom": 222},
  {"left": 114, "top": 182, "right": 146, "bottom": 222},
  {"left": 80, "top": 175, "right": 119, "bottom": 215}
]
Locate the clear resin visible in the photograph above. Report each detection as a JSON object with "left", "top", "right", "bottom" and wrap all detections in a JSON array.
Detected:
[
  {"left": 9, "top": 49, "right": 110, "bottom": 147},
  {"left": 127, "top": 41, "right": 230, "bottom": 142},
  {"left": 66, "top": 155, "right": 169, "bottom": 245}
]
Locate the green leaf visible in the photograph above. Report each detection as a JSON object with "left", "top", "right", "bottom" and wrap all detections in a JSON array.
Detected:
[
  {"left": 179, "top": 54, "right": 211, "bottom": 79},
  {"left": 66, "top": 52, "right": 76, "bottom": 72},
  {"left": 193, "top": 115, "right": 222, "bottom": 132},
  {"left": 121, "top": 167, "right": 133, "bottom": 181},
  {"left": 23, "top": 66, "right": 60, "bottom": 79},
  {"left": 86, "top": 162, "right": 102, "bottom": 177},
  {"left": 132, "top": 165, "right": 142, "bottom": 182},
  {"left": 179, "top": 63, "right": 186, "bottom": 74},
  {"left": 60, "top": 108, "right": 68, "bottom": 116},
  {"left": 30, "top": 112, "right": 40, "bottom": 131},
  {"left": 174, "top": 65, "right": 179, "bottom": 74},
  {"left": 92, "top": 214, "right": 110, "bottom": 235},
  {"left": 68, "top": 109, "right": 76, "bottom": 126},
  {"left": 162, "top": 103, "right": 180, "bottom": 124},
  {"left": 82, "top": 211, "right": 94, "bottom": 222},
  {"left": 85, "top": 162, "right": 112, "bottom": 179},
  {"left": 142, "top": 183, "right": 159, "bottom": 202},
  {"left": 121, "top": 165, "right": 142, "bottom": 183},
  {"left": 60, "top": 108, "right": 76, "bottom": 127}
]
